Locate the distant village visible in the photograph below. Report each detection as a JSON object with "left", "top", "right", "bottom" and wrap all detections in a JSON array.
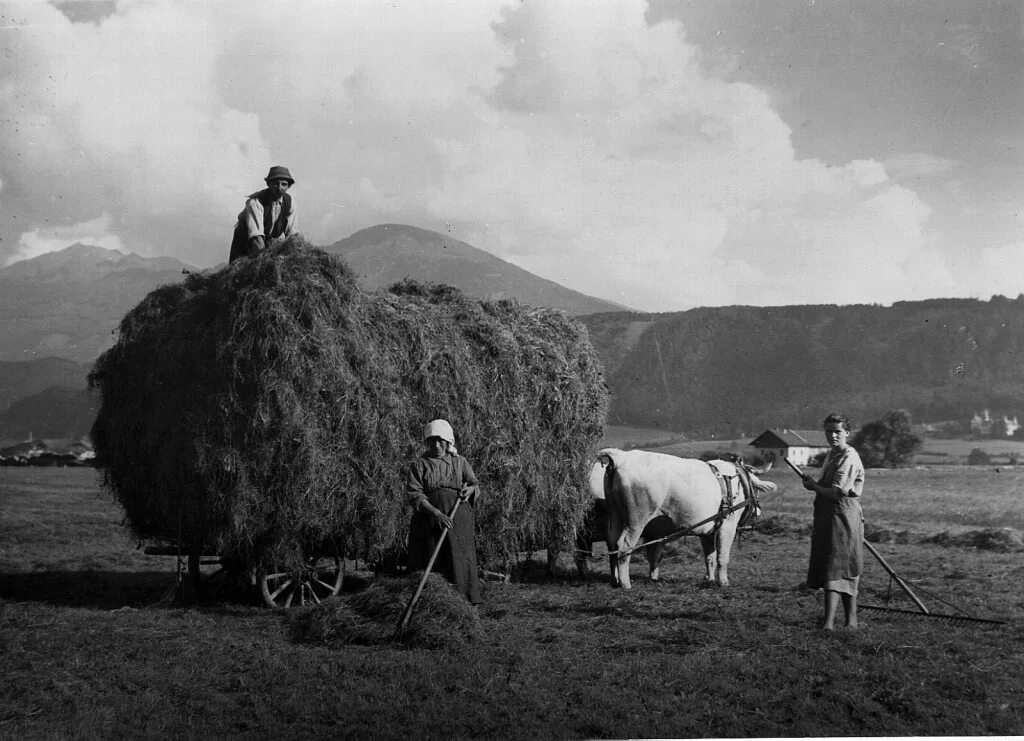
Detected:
[
  {"left": 0, "top": 437, "right": 95, "bottom": 467},
  {"left": 967, "top": 409, "right": 1020, "bottom": 438}
]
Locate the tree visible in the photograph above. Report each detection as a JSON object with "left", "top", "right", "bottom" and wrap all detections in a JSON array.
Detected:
[
  {"left": 850, "top": 409, "right": 923, "bottom": 468},
  {"left": 967, "top": 448, "right": 991, "bottom": 466}
]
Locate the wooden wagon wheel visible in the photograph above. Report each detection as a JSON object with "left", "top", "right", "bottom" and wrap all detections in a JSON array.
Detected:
[{"left": 259, "top": 553, "right": 345, "bottom": 608}]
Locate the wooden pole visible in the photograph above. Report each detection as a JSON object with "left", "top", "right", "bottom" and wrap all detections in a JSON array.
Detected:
[
  {"left": 862, "top": 539, "right": 930, "bottom": 614},
  {"left": 783, "top": 456, "right": 807, "bottom": 478},
  {"left": 396, "top": 496, "right": 463, "bottom": 634}
]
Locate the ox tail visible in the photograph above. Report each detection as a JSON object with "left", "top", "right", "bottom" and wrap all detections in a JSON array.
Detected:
[
  {"left": 596, "top": 447, "right": 627, "bottom": 473},
  {"left": 593, "top": 446, "right": 622, "bottom": 503}
]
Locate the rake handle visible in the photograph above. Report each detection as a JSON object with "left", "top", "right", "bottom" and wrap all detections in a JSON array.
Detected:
[
  {"left": 862, "top": 538, "right": 930, "bottom": 614},
  {"left": 783, "top": 456, "right": 809, "bottom": 479},
  {"left": 396, "top": 496, "right": 463, "bottom": 633}
]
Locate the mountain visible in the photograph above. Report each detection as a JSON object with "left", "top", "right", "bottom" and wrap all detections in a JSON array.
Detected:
[
  {"left": 0, "top": 386, "right": 98, "bottom": 442},
  {"left": 582, "top": 296, "right": 1024, "bottom": 436},
  {"left": 327, "top": 224, "right": 628, "bottom": 315},
  {"left": 0, "top": 243, "right": 193, "bottom": 362},
  {"left": 2, "top": 243, "right": 186, "bottom": 280},
  {"left": 0, "top": 357, "right": 92, "bottom": 412}
]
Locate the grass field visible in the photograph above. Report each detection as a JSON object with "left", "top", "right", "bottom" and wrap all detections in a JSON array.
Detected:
[{"left": 2, "top": 467, "right": 1023, "bottom": 739}]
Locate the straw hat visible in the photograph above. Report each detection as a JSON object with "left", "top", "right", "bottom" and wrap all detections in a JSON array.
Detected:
[{"left": 264, "top": 165, "right": 295, "bottom": 185}]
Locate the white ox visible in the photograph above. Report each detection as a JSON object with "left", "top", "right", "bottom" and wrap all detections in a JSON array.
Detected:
[{"left": 597, "top": 448, "right": 774, "bottom": 589}]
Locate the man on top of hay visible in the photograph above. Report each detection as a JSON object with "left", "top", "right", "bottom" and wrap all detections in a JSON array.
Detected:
[
  {"left": 405, "top": 419, "right": 483, "bottom": 605},
  {"left": 228, "top": 165, "right": 299, "bottom": 263}
]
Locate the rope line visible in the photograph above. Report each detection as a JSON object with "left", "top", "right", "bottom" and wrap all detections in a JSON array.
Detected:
[{"left": 575, "top": 498, "right": 755, "bottom": 560}]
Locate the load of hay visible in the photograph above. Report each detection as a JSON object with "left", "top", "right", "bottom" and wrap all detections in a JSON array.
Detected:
[
  {"left": 89, "top": 237, "right": 608, "bottom": 574},
  {"left": 289, "top": 573, "right": 483, "bottom": 648}
]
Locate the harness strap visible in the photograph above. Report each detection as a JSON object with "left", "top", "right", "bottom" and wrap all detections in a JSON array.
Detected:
[
  {"left": 716, "top": 474, "right": 730, "bottom": 506},
  {"left": 586, "top": 498, "right": 754, "bottom": 559}
]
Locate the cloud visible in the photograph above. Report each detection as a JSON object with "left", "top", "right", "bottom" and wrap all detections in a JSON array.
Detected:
[
  {"left": 968, "top": 243, "right": 1024, "bottom": 298},
  {"left": 0, "top": 0, "right": 976, "bottom": 310},
  {"left": 884, "top": 153, "right": 960, "bottom": 180},
  {"left": 0, "top": 1, "right": 269, "bottom": 263},
  {"left": 9, "top": 213, "right": 123, "bottom": 266}
]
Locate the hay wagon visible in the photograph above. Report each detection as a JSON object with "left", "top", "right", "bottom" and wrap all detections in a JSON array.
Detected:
[{"left": 90, "top": 240, "right": 608, "bottom": 610}]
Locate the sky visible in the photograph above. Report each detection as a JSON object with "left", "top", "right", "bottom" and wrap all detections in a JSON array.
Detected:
[{"left": 0, "top": 0, "right": 1021, "bottom": 312}]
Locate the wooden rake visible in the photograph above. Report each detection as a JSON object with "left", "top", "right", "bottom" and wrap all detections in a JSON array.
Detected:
[
  {"left": 396, "top": 496, "right": 463, "bottom": 635},
  {"left": 784, "top": 457, "right": 1005, "bottom": 627}
]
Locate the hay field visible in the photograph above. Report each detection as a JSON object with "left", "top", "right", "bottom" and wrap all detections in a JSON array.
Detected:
[
  {"left": 914, "top": 438, "right": 1024, "bottom": 465},
  {"left": 2, "top": 466, "right": 1022, "bottom": 739}
]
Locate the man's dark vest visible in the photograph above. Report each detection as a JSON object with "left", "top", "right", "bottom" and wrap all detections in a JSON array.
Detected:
[
  {"left": 259, "top": 190, "right": 293, "bottom": 239},
  {"left": 228, "top": 190, "right": 293, "bottom": 263}
]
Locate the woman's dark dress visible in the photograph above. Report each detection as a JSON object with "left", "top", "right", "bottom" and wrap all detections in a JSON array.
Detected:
[
  {"left": 406, "top": 453, "right": 482, "bottom": 604},
  {"left": 806, "top": 446, "right": 865, "bottom": 596}
]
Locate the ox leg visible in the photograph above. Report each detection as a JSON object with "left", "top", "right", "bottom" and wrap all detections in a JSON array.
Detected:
[
  {"left": 614, "top": 525, "right": 646, "bottom": 590},
  {"left": 574, "top": 531, "right": 592, "bottom": 579},
  {"left": 646, "top": 543, "right": 665, "bottom": 582},
  {"left": 574, "top": 549, "right": 589, "bottom": 579},
  {"left": 578, "top": 501, "right": 605, "bottom": 580},
  {"left": 714, "top": 516, "right": 741, "bottom": 587},
  {"left": 605, "top": 508, "right": 623, "bottom": 588},
  {"left": 545, "top": 549, "right": 558, "bottom": 577},
  {"left": 699, "top": 534, "right": 717, "bottom": 584}
]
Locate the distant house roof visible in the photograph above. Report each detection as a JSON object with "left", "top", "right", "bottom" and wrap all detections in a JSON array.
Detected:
[{"left": 748, "top": 428, "right": 828, "bottom": 449}]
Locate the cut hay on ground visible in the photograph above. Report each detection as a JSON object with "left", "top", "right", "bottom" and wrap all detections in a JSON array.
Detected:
[
  {"left": 289, "top": 573, "right": 483, "bottom": 648},
  {"left": 924, "top": 527, "right": 1024, "bottom": 552},
  {"left": 89, "top": 237, "right": 608, "bottom": 574}
]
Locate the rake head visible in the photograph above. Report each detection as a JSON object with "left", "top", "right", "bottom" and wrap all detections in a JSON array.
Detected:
[{"left": 859, "top": 603, "right": 1006, "bottom": 626}]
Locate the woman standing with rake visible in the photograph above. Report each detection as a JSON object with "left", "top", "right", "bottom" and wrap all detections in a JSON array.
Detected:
[
  {"left": 405, "top": 419, "right": 482, "bottom": 605},
  {"left": 802, "top": 412, "right": 865, "bottom": 630}
]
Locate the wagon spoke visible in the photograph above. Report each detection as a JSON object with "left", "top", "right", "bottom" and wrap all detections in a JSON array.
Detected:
[
  {"left": 283, "top": 585, "right": 295, "bottom": 608},
  {"left": 313, "top": 578, "right": 336, "bottom": 593},
  {"left": 269, "top": 579, "right": 293, "bottom": 601}
]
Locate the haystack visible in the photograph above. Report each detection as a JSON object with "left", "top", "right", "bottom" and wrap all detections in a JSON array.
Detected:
[
  {"left": 89, "top": 237, "right": 608, "bottom": 574},
  {"left": 289, "top": 573, "right": 483, "bottom": 648}
]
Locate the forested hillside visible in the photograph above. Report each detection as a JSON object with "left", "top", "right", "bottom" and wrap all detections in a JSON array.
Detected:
[{"left": 582, "top": 296, "right": 1024, "bottom": 436}]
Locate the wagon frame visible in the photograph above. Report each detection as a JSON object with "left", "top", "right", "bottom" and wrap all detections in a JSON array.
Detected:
[{"left": 143, "top": 536, "right": 346, "bottom": 608}]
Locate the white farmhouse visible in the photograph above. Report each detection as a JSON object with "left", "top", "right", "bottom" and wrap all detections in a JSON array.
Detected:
[{"left": 748, "top": 428, "right": 830, "bottom": 467}]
